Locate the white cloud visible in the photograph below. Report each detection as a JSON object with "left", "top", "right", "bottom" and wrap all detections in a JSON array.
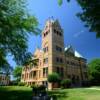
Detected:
[{"left": 73, "top": 30, "right": 85, "bottom": 38}]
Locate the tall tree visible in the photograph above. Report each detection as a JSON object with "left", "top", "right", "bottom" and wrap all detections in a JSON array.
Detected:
[
  {"left": 13, "top": 66, "right": 22, "bottom": 82},
  {"left": 88, "top": 59, "right": 100, "bottom": 85},
  {"left": 0, "top": 0, "right": 40, "bottom": 68},
  {"left": 58, "top": 0, "right": 100, "bottom": 38}
]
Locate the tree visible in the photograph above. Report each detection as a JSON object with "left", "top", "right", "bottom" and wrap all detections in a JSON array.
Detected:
[
  {"left": 58, "top": 0, "right": 100, "bottom": 38},
  {"left": 77, "top": 0, "right": 100, "bottom": 38},
  {"left": 48, "top": 72, "right": 61, "bottom": 88},
  {"left": 61, "top": 79, "right": 71, "bottom": 88},
  {"left": 88, "top": 59, "right": 100, "bottom": 85},
  {"left": 0, "top": 0, "right": 40, "bottom": 68},
  {"left": 58, "top": 0, "right": 70, "bottom": 6},
  {"left": 13, "top": 66, "right": 22, "bottom": 82}
]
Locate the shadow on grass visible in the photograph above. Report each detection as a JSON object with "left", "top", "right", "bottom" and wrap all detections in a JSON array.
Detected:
[
  {"left": 48, "top": 90, "right": 68, "bottom": 100},
  {"left": 0, "top": 87, "right": 32, "bottom": 100}
]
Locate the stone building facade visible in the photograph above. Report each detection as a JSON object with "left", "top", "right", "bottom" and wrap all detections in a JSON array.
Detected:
[
  {"left": 21, "top": 19, "right": 88, "bottom": 89},
  {"left": 0, "top": 73, "right": 10, "bottom": 86}
]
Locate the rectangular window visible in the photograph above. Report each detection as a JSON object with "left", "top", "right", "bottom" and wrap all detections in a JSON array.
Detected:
[
  {"left": 60, "top": 58, "right": 63, "bottom": 63},
  {"left": 44, "top": 58, "right": 48, "bottom": 64},
  {"left": 61, "top": 68, "right": 64, "bottom": 77},
  {"left": 43, "top": 47, "right": 48, "bottom": 53},
  {"left": 43, "top": 67, "right": 48, "bottom": 77},
  {"left": 56, "top": 45, "right": 62, "bottom": 52},
  {"left": 54, "top": 29, "right": 62, "bottom": 36},
  {"left": 56, "top": 57, "right": 59, "bottom": 62},
  {"left": 33, "top": 71, "right": 36, "bottom": 77},
  {"left": 43, "top": 30, "right": 50, "bottom": 37},
  {"left": 56, "top": 57, "right": 63, "bottom": 63},
  {"left": 43, "top": 68, "right": 45, "bottom": 76},
  {"left": 56, "top": 67, "right": 59, "bottom": 73},
  {"left": 46, "top": 67, "right": 48, "bottom": 76}
]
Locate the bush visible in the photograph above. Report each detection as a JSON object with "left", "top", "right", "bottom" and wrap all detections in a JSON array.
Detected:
[
  {"left": 61, "top": 79, "right": 71, "bottom": 88},
  {"left": 32, "top": 85, "right": 46, "bottom": 96},
  {"left": 9, "top": 80, "right": 18, "bottom": 86},
  {"left": 30, "top": 84, "right": 36, "bottom": 88},
  {"left": 38, "top": 85, "right": 46, "bottom": 91},
  {"left": 18, "top": 82, "right": 25, "bottom": 86},
  {"left": 48, "top": 73, "right": 61, "bottom": 83}
]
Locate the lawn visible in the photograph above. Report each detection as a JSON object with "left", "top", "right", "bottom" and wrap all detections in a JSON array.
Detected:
[
  {"left": 49, "top": 88, "right": 100, "bottom": 100},
  {"left": 0, "top": 86, "right": 32, "bottom": 100},
  {"left": 0, "top": 86, "right": 100, "bottom": 100}
]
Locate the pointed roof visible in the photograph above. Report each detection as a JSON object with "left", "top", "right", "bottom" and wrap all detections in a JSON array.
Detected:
[{"left": 65, "top": 45, "right": 83, "bottom": 58}]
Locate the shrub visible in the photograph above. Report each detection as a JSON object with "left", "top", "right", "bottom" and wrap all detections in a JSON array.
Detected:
[
  {"left": 38, "top": 85, "right": 46, "bottom": 91},
  {"left": 30, "top": 84, "right": 36, "bottom": 88},
  {"left": 32, "top": 85, "right": 46, "bottom": 96},
  {"left": 61, "top": 79, "right": 71, "bottom": 88},
  {"left": 48, "top": 73, "right": 61, "bottom": 83},
  {"left": 9, "top": 80, "right": 18, "bottom": 86},
  {"left": 18, "top": 82, "right": 25, "bottom": 86}
]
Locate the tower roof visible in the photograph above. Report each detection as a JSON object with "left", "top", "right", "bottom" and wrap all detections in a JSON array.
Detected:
[{"left": 65, "top": 45, "right": 83, "bottom": 58}]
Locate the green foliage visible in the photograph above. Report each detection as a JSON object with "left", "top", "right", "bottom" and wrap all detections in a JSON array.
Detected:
[
  {"left": 0, "top": 0, "right": 40, "bottom": 68},
  {"left": 88, "top": 59, "right": 100, "bottom": 85},
  {"left": 58, "top": 0, "right": 63, "bottom": 6},
  {"left": 77, "top": 0, "right": 100, "bottom": 38},
  {"left": 32, "top": 85, "right": 46, "bottom": 96},
  {"left": 0, "top": 86, "right": 100, "bottom": 100},
  {"left": 18, "top": 82, "right": 25, "bottom": 86},
  {"left": 61, "top": 79, "right": 71, "bottom": 88},
  {"left": 58, "top": 0, "right": 100, "bottom": 38},
  {"left": 58, "top": 0, "right": 70, "bottom": 6},
  {"left": 13, "top": 66, "right": 22, "bottom": 82},
  {"left": 48, "top": 72, "right": 61, "bottom": 83}
]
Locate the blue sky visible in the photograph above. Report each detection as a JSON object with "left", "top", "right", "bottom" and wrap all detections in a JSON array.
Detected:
[{"left": 8, "top": 0, "right": 100, "bottom": 67}]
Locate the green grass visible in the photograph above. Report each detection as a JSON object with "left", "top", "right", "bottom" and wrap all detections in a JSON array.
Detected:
[
  {"left": 0, "top": 86, "right": 32, "bottom": 100},
  {"left": 0, "top": 86, "right": 100, "bottom": 100},
  {"left": 49, "top": 88, "right": 100, "bottom": 100}
]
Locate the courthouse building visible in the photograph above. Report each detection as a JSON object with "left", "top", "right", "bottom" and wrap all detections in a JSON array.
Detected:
[{"left": 21, "top": 19, "right": 88, "bottom": 89}]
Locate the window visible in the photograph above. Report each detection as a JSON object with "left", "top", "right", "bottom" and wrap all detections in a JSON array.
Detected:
[
  {"left": 33, "top": 71, "right": 36, "bottom": 77},
  {"left": 67, "top": 61, "right": 69, "bottom": 64},
  {"left": 54, "top": 29, "right": 62, "bottom": 36},
  {"left": 43, "top": 30, "right": 50, "bottom": 37},
  {"left": 39, "top": 71, "right": 41, "bottom": 78},
  {"left": 44, "top": 33, "right": 45, "bottom": 37},
  {"left": 56, "top": 67, "right": 60, "bottom": 73},
  {"left": 56, "top": 45, "right": 62, "bottom": 52},
  {"left": 68, "top": 75, "right": 71, "bottom": 78},
  {"left": 61, "top": 68, "right": 64, "bottom": 76},
  {"left": 43, "top": 68, "right": 45, "bottom": 76},
  {"left": 84, "top": 72, "right": 88, "bottom": 78},
  {"left": 43, "top": 67, "right": 48, "bottom": 77},
  {"left": 56, "top": 67, "right": 64, "bottom": 77},
  {"left": 45, "top": 67, "right": 48, "bottom": 75},
  {"left": 56, "top": 57, "right": 59, "bottom": 62},
  {"left": 60, "top": 58, "right": 63, "bottom": 63},
  {"left": 43, "top": 47, "right": 48, "bottom": 53},
  {"left": 56, "top": 57, "right": 63, "bottom": 63},
  {"left": 44, "top": 58, "right": 48, "bottom": 64},
  {"left": 59, "top": 32, "right": 62, "bottom": 36}
]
